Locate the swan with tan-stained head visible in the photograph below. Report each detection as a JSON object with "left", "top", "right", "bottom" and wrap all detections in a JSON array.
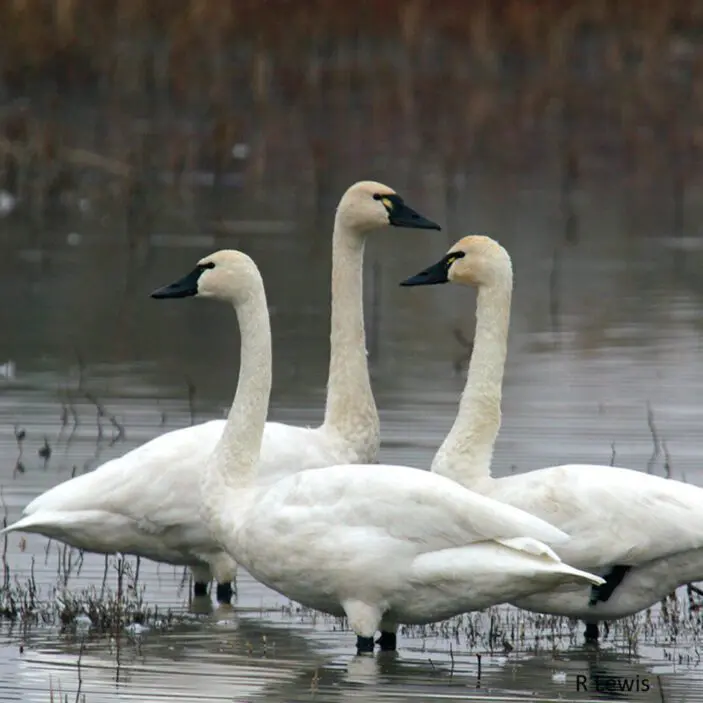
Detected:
[{"left": 402, "top": 234, "right": 703, "bottom": 641}]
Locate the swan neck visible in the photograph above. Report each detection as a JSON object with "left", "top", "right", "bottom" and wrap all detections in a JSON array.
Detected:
[
  {"left": 431, "top": 274, "right": 512, "bottom": 486},
  {"left": 322, "top": 217, "right": 380, "bottom": 459},
  {"left": 206, "top": 286, "right": 272, "bottom": 497}
]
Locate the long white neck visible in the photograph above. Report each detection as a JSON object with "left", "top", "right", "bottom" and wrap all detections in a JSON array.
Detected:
[
  {"left": 202, "top": 282, "right": 272, "bottom": 529},
  {"left": 431, "top": 273, "right": 512, "bottom": 487},
  {"left": 321, "top": 216, "right": 380, "bottom": 460}
]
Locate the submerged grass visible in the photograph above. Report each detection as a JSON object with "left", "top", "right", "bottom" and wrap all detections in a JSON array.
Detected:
[
  {"left": 277, "top": 588, "right": 703, "bottom": 656},
  {"left": 0, "top": 554, "right": 177, "bottom": 632}
]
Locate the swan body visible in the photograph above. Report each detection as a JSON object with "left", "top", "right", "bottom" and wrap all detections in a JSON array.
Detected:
[
  {"left": 3, "top": 180, "right": 441, "bottom": 600},
  {"left": 492, "top": 465, "right": 703, "bottom": 620},
  {"left": 7, "top": 420, "right": 352, "bottom": 572},
  {"left": 232, "top": 464, "right": 604, "bottom": 629},
  {"left": 401, "top": 235, "right": 703, "bottom": 637},
  {"left": 158, "top": 241, "right": 604, "bottom": 654}
]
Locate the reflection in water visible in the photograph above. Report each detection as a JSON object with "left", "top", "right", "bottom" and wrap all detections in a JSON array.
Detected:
[
  {"left": 5, "top": 619, "right": 703, "bottom": 703},
  {"left": 4, "top": 614, "right": 321, "bottom": 703}
]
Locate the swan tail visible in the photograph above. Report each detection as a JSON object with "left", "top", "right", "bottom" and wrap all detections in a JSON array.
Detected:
[
  {"left": 554, "top": 563, "right": 605, "bottom": 587},
  {"left": 0, "top": 509, "right": 150, "bottom": 556},
  {"left": 1, "top": 510, "right": 115, "bottom": 539},
  {"left": 409, "top": 540, "right": 605, "bottom": 599},
  {"left": 2, "top": 513, "right": 48, "bottom": 535},
  {"left": 496, "top": 537, "right": 605, "bottom": 587}
]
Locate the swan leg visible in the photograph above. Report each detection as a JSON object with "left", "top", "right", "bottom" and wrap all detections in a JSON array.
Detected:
[
  {"left": 209, "top": 553, "right": 238, "bottom": 582},
  {"left": 687, "top": 584, "right": 703, "bottom": 611},
  {"left": 584, "top": 622, "right": 599, "bottom": 642},
  {"left": 216, "top": 582, "right": 234, "bottom": 603},
  {"left": 191, "top": 564, "right": 212, "bottom": 598},
  {"left": 588, "top": 564, "right": 631, "bottom": 605},
  {"left": 205, "top": 553, "right": 238, "bottom": 603},
  {"left": 376, "top": 617, "right": 398, "bottom": 651},
  {"left": 342, "top": 599, "right": 382, "bottom": 655},
  {"left": 356, "top": 636, "right": 375, "bottom": 653},
  {"left": 193, "top": 582, "right": 209, "bottom": 597},
  {"left": 376, "top": 631, "right": 397, "bottom": 651}
]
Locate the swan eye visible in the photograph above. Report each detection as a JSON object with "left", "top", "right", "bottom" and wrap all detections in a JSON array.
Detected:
[
  {"left": 445, "top": 252, "right": 465, "bottom": 267},
  {"left": 198, "top": 262, "right": 216, "bottom": 271},
  {"left": 373, "top": 193, "right": 397, "bottom": 211}
]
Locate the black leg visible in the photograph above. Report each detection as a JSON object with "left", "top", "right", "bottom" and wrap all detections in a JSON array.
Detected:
[
  {"left": 216, "top": 582, "right": 233, "bottom": 603},
  {"left": 356, "top": 636, "right": 375, "bottom": 654},
  {"left": 193, "top": 582, "right": 208, "bottom": 597},
  {"left": 688, "top": 584, "right": 703, "bottom": 611},
  {"left": 376, "top": 631, "right": 397, "bottom": 651},
  {"left": 588, "top": 565, "right": 631, "bottom": 605},
  {"left": 584, "top": 623, "right": 599, "bottom": 642}
]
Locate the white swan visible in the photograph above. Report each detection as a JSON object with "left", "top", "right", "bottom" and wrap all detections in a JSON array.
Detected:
[
  {"left": 154, "top": 246, "right": 604, "bottom": 655},
  {"left": 401, "top": 235, "right": 703, "bottom": 641},
  {"left": 2, "top": 180, "right": 441, "bottom": 604}
]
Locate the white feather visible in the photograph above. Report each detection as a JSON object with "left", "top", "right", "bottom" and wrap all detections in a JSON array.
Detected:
[
  {"left": 413, "top": 235, "right": 703, "bottom": 623},
  {"left": 171, "top": 242, "right": 604, "bottom": 645}
]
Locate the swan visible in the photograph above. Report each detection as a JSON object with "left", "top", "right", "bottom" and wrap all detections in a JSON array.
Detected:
[
  {"left": 153, "top": 246, "right": 604, "bottom": 655},
  {"left": 2, "top": 180, "right": 441, "bottom": 604},
  {"left": 401, "top": 234, "right": 703, "bottom": 641}
]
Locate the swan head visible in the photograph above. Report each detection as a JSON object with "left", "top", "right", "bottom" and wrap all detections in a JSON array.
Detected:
[
  {"left": 399, "top": 235, "right": 512, "bottom": 288},
  {"left": 336, "top": 180, "right": 441, "bottom": 232},
  {"left": 150, "top": 250, "right": 262, "bottom": 305}
]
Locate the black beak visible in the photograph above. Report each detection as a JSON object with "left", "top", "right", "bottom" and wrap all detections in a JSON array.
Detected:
[
  {"left": 388, "top": 202, "right": 441, "bottom": 230},
  {"left": 151, "top": 267, "right": 203, "bottom": 299},
  {"left": 400, "top": 257, "right": 451, "bottom": 286}
]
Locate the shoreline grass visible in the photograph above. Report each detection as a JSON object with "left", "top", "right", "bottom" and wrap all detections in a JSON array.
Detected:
[{"left": 0, "top": 555, "right": 178, "bottom": 632}]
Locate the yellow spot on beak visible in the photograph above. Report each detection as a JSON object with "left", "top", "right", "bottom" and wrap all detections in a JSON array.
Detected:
[{"left": 381, "top": 197, "right": 393, "bottom": 210}]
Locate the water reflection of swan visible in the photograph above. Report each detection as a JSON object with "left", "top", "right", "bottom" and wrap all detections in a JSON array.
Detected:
[
  {"left": 257, "top": 644, "right": 667, "bottom": 703},
  {"left": 251, "top": 648, "right": 470, "bottom": 703},
  {"left": 7, "top": 615, "right": 323, "bottom": 703},
  {"left": 5, "top": 614, "right": 693, "bottom": 702}
]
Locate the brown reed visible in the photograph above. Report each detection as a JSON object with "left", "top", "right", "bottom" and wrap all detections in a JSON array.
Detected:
[{"left": 0, "top": 0, "right": 701, "bottom": 230}]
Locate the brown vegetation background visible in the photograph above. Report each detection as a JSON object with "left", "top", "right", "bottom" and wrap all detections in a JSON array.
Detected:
[{"left": 1, "top": 0, "right": 702, "bottom": 233}]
